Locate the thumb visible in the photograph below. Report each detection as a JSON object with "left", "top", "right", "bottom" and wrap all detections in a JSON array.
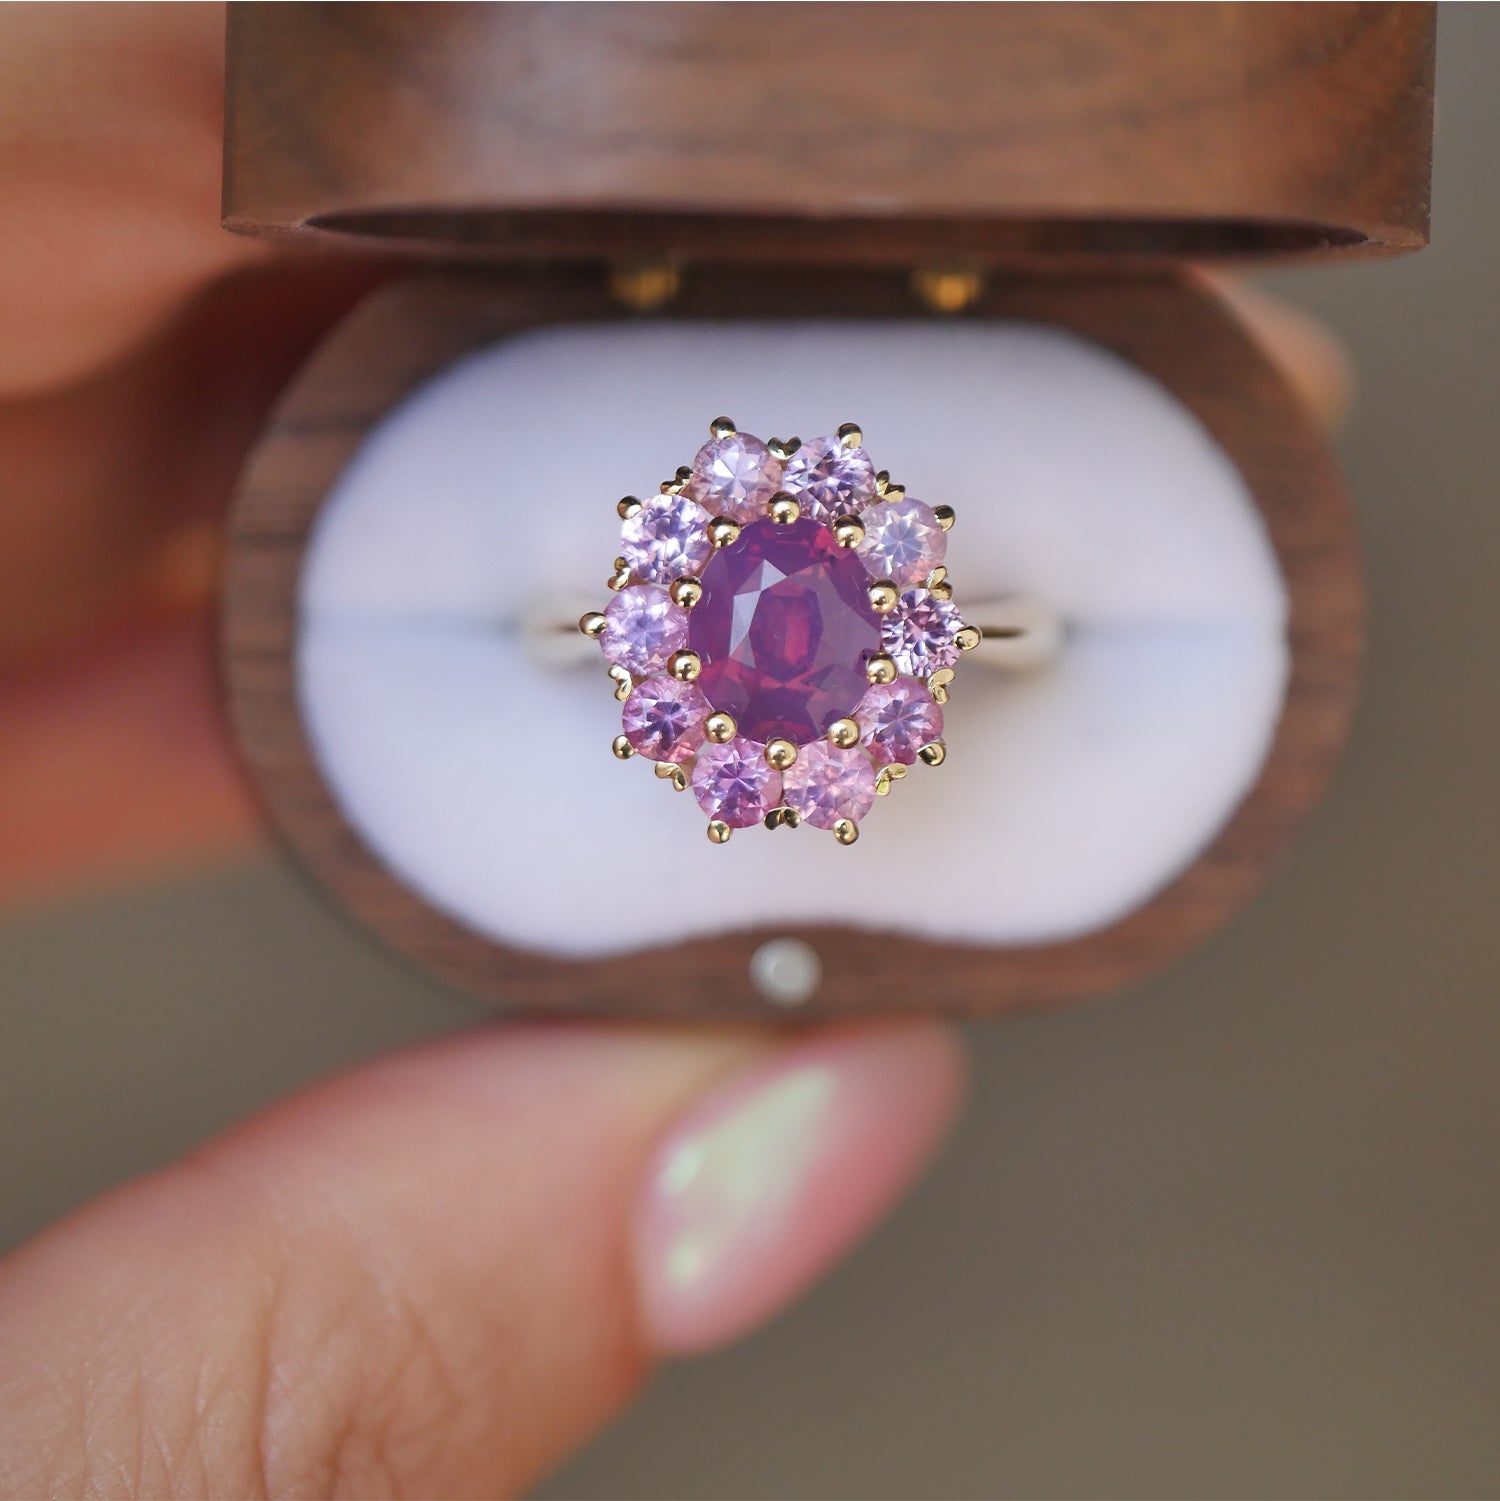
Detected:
[{"left": 0, "top": 1019, "right": 963, "bottom": 1499}]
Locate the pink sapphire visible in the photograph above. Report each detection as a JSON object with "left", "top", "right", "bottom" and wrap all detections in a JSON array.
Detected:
[
  {"left": 856, "top": 496, "right": 947, "bottom": 587},
  {"left": 856, "top": 677, "right": 944, "bottom": 764},
  {"left": 685, "top": 432, "right": 783, "bottom": 523},
  {"left": 688, "top": 517, "right": 882, "bottom": 743},
  {"left": 691, "top": 738, "right": 782, "bottom": 827},
  {"left": 783, "top": 742, "right": 878, "bottom": 829},
  {"left": 779, "top": 434, "right": 877, "bottom": 523},
  {"left": 599, "top": 584, "right": 689, "bottom": 677},
  {"left": 620, "top": 493, "right": 713, "bottom": 583},
  {"left": 621, "top": 676, "right": 708, "bottom": 763},
  {"left": 882, "top": 587, "right": 965, "bottom": 676}
]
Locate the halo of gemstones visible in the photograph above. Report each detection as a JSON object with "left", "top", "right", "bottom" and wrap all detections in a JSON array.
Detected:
[{"left": 583, "top": 419, "right": 977, "bottom": 844}]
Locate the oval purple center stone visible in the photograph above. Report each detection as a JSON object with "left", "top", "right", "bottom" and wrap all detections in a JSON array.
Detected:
[{"left": 688, "top": 517, "right": 882, "bottom": 743}]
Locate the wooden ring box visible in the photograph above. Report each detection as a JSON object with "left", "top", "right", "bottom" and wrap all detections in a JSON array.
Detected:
[{"left": 220, "top": 3, "right": 1434, "bottom": 1019}]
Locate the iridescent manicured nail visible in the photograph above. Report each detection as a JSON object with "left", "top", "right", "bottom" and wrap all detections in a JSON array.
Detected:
[{"left": 633, "top": 1025, "right": 965, "bottom": 1354}]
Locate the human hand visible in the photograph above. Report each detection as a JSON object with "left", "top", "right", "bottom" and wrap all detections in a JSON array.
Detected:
[
  {"left": 0, "top": 9, "right": 965, "bottom": 1495},
  {"left": 0, "top": 7, "right": 1349, "bottom": 1495}
]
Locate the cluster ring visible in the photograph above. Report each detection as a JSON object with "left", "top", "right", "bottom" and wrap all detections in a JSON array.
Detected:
[{"left": 581, "top": 418, "right": 978, "bottom": 844}]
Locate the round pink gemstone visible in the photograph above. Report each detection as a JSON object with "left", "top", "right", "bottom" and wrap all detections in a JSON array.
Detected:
[
  {"left": 882, "top": 587, "right": 965, "bottom": 676},
  {"left": 599, "top": 584, "right": 689, "bottom": 677},
  {"left": 620, "top": 493, "right": 713, "bottom": 583},
  {"left": 779, "top": 434, "right": 877, "bottom": 523},
  {"left": 691, "top": 738, "right": 783, "bottom": 828},
  {"left": 688, "top": 517, "right": 882, "bottom": 743},
  {"left": 621, "top": 676, "right": 708, "bottom": 763},
  {"left": 685, "top": 432, "right": 783, "bottom": 523},
  {"left": 856, "top": 496, "right": 947, "bottom": 587},
  {"left": 856, "top": 677, "right": 944, "bottom": 765},
  {"left": 783, "top": 742, "right": 878, "bottom": 830}
]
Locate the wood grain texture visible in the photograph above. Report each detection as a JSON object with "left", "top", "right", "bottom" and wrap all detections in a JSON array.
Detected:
[
  {"left": 223, "top": 2, "right": 1433, "bottom": 265},
  {"left": 221, "top": 267, "right": 1363, "bottom": 1018}
]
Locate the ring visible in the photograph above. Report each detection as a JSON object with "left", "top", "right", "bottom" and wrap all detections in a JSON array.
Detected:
[{"left": 579, "top": 419, "right": 980, "bottom": 845}]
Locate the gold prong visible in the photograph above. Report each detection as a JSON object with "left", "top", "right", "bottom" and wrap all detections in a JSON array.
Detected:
[
  {"left": 769, "top": 494, "right": 800, "bottom": 525},
  {"left": 837, "top": 422, "right": 864, "bottom": 450},
  {"left": 707, "top": 819, "right": 732, "bottom": 844},
  {"left": 660, "top": 465, "right": 693, "bottom": 496},
  {"left": 865, "top": 654, "right": 897, "bottom": 685},
  {"left": 929, "top": 580, "right": 953, "bottom": 602},
  {"left": 875, "top": 767, "right": 895, "bottom": 796},
  {"left": 710, "top": 416, "right": 737, "bottom": 439},
  {"left": 617, "top": 496, "right": 643, "bottom": 520},
  {"left": 867, "top": 581, "right": 899, "bottom": 614},
  {"left": 926, "top": 566, "right": 948, "bottom": 590},
  {"left": 607, "top": 557, "right": 631, "bottom": 590},
  {"left": 705, "top": 711, "right": 737, "bottom": 744},
  {"left": 766, "top": 436, "right": 801, "bottom": 461},
  {"left": 667, "top": 650, "right": 701, "bottom": 682},
  {"left": 654, "top": 761, "right": 688, "bottom": 790},
  {"left": 875, "top": 469, "right": 892, "bottom": 496},
  {"left": 884, "top": 482, "right": 906, "bottom": 500},
  {"left": 955, "top": 625, "right": 981, "bottom": 652},
  {"left": 827, "top": 717, "right": 860, "bottom": 750},
  {"left": 579, "top": 611, "right": 607, "bottom": 638},
  {"left": 763, "top": 806, "right": 801, "bottom": 831},
  {"left": 833, "top": 818, "right": 859, "bottom": 846},
  {"left": 918, "top": 739, "right": 947, "bottom": 766},
  {"left": 709, "top": 518, "right": 741, "bottom": 549},
  {"left": 928, "top": 666, "right": 955, "bottom": 693},
  {"left": 670, "top": 576, "right": 703, "bottom": 609},
  {"left": 933, "top": 504, "right": 955, "bottom": 531},
  {"left": 764, "top": 738, "right": 797, "bottom": 771},
  {"left": 833, "top": 515, "right": 865, "bottom": 549},
  {"left": 612, "top": 734, "right": 634, "bottom": 760},
  {"left": 930, "top": 682, "right": 949, "bottom": 704},
  {"left": 608, "top": 665, "right": 632, "bottom": 701}
]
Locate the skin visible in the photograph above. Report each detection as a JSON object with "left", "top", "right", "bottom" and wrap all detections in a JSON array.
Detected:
[{"left": 0, "top": 6, "right": 1351, "bottom": 1496}]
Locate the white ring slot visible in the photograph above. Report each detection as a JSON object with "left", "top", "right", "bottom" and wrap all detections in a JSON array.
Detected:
[{"left": 298, "top": 321, "right": 1288, "bottom": 959}]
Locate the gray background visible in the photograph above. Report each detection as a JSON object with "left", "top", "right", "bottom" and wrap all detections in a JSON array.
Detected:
[{"left": 3, "top": 9, "right": 1496, "bottom": 1497}]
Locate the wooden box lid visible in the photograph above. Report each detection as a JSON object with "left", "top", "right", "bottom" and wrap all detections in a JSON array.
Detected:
[{"left": 223, "top": 1, "right": 1434, "bottom": 268}]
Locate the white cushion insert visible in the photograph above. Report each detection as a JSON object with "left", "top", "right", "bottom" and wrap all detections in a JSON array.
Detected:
[{"left": 298, "top": 321, "right": 1287, "bottom": 958}]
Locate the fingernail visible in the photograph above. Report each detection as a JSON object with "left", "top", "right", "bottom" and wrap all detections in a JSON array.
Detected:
[{"left": 633, "top": 1023, "right": 966, "bottom": 1355}]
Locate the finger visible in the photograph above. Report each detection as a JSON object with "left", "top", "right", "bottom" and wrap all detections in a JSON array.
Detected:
[
  {"left": 0, "top": 263, "right": 383, "bottom": 907},
  {"left": 0, "top": 610, "right": 258, "bottom": 908},
  {"left": 0, "top": 258, "right": 387, "bottom": 668},
  {"left": 0, "top": 0, "right": 392, "bottom": 662},
  {"left": 0, "top": 1, "right": 259, "bottom": 398},
  {"left": 1202, "top": 274, "right": 1356, "bottom": 431},
  {"left": 0, "top": 1021, "right": 965, "bottom": 1498}
]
